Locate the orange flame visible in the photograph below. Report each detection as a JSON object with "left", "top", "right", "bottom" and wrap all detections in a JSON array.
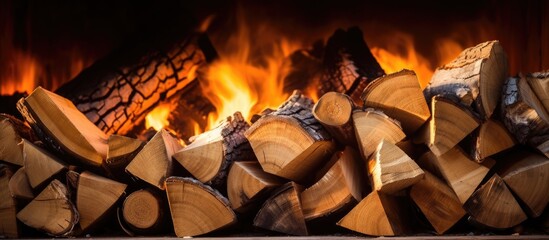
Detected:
[{"left": 145, "top": 103, "right": 171, "bottom": 131}]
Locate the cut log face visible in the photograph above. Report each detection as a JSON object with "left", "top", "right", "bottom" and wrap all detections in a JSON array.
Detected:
[
  {"left": 497, "top": 149, "right": 549, "bottom": 217},
  {"left": 527, "top": 71, "right": 549, "bottom": 120},
  {"left": 419, "top": 147, "right": 489, "bottom": 204},
  {"left": 245, "top": 91, "right": 335, "bottom": 183},
  {"left": 16, "top": 87, "right": 109, "bottom": 166},
  {"left": 410, "top": 171, "right": 466, "bottom": 234},
  {"left": 519, "top": 72, "right": 549, "bottom": 124},
  {"left": 352, "top": 109, "right": 406, "bottom": 161},
  {"left": 165, "top": 177, "right": 236, "bottom": 237},
  {"left": 77, "top": 171, "right": 127, "bottom": 232},
  {"left": 8, "top": 167, "right": 34, "bottom": 200},
  {"left": 106, "top": 135, "right": 144, "bottom": 170},
  {"left": 17, "top": 179, "right": 77, "bottom": 236},
  {"left": 0, "top": 118, "right": 24, "bottom": 166},
  {"left": 22, "top": 139, "right": 67, "bottom": 189},
  {"left": 126, "top": 129, "right": 183, "bottom": 190},
  {"left": 0, "top": 165, "right": 18, "bottom": 238},
  {"left": 227, "top": 161, "right": 285, "bottom": 213},
  {"left": 312, "top": 92, "right": 357, "bottom": 147},
  {"left": 470, "top": 119, "right": 516, "bottom": 162},
  {"left": 122, "top": 189, "right": 164, "bottom": 233},
  {"left": 464, "top": 174, "right": 527, "bottom": 229},
  {"left": 361, "top": 69, "right": 430, "bottom": 134},
  {"left": 419, "top": 96, "right": 480, "bottom": 156},
  {"left": 368, "top": 139, "right": 424, "bottom": 194},
  {"left": 424, "top": 40, "right": 508, "bottom": 119},
  {"left": 337, "top": 191, "right": 411, "bottom": 236},
  {"left": 254, "top": 182, "right": 308, "bottom": 236}
]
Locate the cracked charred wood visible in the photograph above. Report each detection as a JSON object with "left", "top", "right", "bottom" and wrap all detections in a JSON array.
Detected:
[
  {"left": 55, "top": 33, "right": 214, "bottom": 136},
  {"left": 283, "top": 43, "right": 323, "bottom": 94},
  {"left": 0, "top": 165, "right": 18, "bottom": 238},
  {"left": 319, "top": 27, "right": 385, "bottom": 104}
]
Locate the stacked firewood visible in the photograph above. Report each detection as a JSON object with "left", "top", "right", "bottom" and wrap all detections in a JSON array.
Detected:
[{"left": 2, "top": 28, "right": 549, "bottom": 238}]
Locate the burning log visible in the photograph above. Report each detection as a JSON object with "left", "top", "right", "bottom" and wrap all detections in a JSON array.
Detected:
[
  {"left": 312, "top": 92, "right": 357, "bottom": 147},
  {"left": 0, "top": 165, "right": 18, "bottom": 238}
]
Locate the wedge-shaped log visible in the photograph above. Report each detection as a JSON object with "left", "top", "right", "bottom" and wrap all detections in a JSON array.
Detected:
[
  {"left": 464, "top": 174, "right": 527, "bottom": 229},
  {"left": 424, "top": 40, "right": 508, "bottom": 119},
  {"left": 410, "top": 171, "right": 466, "bottom": 234},
  {"left": 526, "top": 71, "right": 549, "bottom": 121},
  {"left": 245, "top": 91, "right": 335, "bottom": 183},
  {"left": 312, "top": 92, "right": 357, "bottom": 147},
  {"left": 301, "top": 147, "right": 363, "bottom": 221},
  {"left": 337, "top": 191, "right": 412, "bottom": 236},
  {"left": 105, "top": 135, "right": 143, "bottom": 178},
  {"left": 0, "top": 118, "right": 24, "bottom": 166},
  {"left": 419, "top": 147, "right": 489, "bottom": 204},
  {"left": 254, "top": 182, "right": 308, "bottom": 236},
  {"left": 0, "top": 165, "right": 18, "bottom": 238},
  {"left": 22, "top": 139, "right": 67, "bottom": 189},
  {"left": 122, "top": 189, "right": 166, "bottom": 234},
  {"left": 174, "top": 112, "right": 254, "bottom": 188},
  {"left": 417, "top": 96, "right": 480, "bottom": 156},
  {"left": 361, "top": 69, "right": 430, "bottom": 134},
  {"left": 126, "top": 129, "right": 182, "bottom": 190},
  {"left": 77, "top": 171, "right": 127, "bottom": 232},
  {"left": 368, "top": 139, "right": 424, "bottom": 194},
  {"left": 227, "top": 161, "right": 285, "bottom": 213},
  {"left": 497, "top": 149, "right": 549, "bottom": 217},
  {"left": 8, "top": 167, "right": 34, "bottom": 200},
  {"left": 17, "top": 179, "right": 77, "bottom": 236},
  {"left": 17, "top": 87, "right": 109, "bottom": 166},
  {"left": 165, "top": 177, "right": 236, "bottom": 237},
  {"left": 470, "top": 119, "right": 515, "bottom": 162},
  {"left": 352, "top": 109, "right": 406, "bottom": 161}
]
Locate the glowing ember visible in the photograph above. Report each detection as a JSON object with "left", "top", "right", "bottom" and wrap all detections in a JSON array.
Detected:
[{"left": 145, "top": 103, "right": 171, "bottom": 131}]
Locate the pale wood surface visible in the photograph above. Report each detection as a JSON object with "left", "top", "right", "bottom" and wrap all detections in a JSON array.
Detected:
[
  {"left": 527, "top": 71, "right": 549, "bottom": 119},
  {"left": 470, "top": 119, "right": 515, "bottom": 162},
  {"left": 0, "top": 119, "right": 24, "bottom": 166},
  {"left": 312, "top": 91, "right": 357, "bottom": 147},
  {"left": 122, "top": 189, "right": 163, "bottom": 232},
  {"left": 0, "top": 165, "right": 18, "bottom": 238},
  {"left": 106, "top": 135, "right": 143, "bottom": 167},
  {"left": 8, "top": 167, "right": 34, "bottom": 200},
  {"left": 22, "top": 139, "right": 67, "bottom": 189}
]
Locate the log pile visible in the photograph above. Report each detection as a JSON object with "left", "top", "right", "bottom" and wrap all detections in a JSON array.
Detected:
[{"left": 2, "top": 29, "right": 549, "bottom": 239}]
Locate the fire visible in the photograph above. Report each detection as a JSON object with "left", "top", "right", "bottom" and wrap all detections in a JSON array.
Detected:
[
  {"left": 0, "top": 51, "right": 39, "bottom": 95},
  {"left": 145, "top": 103, "right": 171, "bottom": 131}
]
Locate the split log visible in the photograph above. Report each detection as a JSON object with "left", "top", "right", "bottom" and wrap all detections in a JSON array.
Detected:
[
  {"left": 0, "top": 113, "right": 36, "bottom": 141},
  {"left": 165, "top": 177, "right": 236, "bottom": 237},
  {"left": 469, "top": 119, "right": 516, "bottom": 163},
  {"left": 227, "top": 161, "right": 285, "bottom": 213},
  {"left": 0, "top": 165, "right": 18, "bottom": 238},
  {"left": 0, "top": 118, "right": 24, "bottom": 166},
  {"left": 173, "top": 112, "right": 254, "bottom": 189},
  {"left": 416, "top": 96, "right": 480, "bottom": 156},
  {"left": 245, "top": 91, "right": 335, "bottom": 183},
  {"left": 410, "top": 171, "right": 466, "bottom": 234},
  {"left": 312, "top": 92, "right": 357, "bottom": 147},
  {"left": 126, "top": 129, "right": 183, "bottom": 190},
  {"left": 419, "top": 147, "right": 489, "bottom": 204},
  {"left": 104, "top": 135, "right": 144, "bottom": 180},
  {"left": 22, "top": 139, "right": 67, "bottom": 189},
  {"left": 77, "top": 171, "right": 127, "bottom": 232},
  {"left": 17, "top": 87, "right": 109, "bottom": 167},
  {"left": 8, "top": 167, "right": 34, "bottom": 200},
  {"left": 395, "top": 139, "right": 429, "bottom": 160},
  {"left": 17, "top": 179, "right": 78, "bottom": 236},
  {"left": 254, "top": 182, "right": 308, "bottom": 236},
  {"left": 497, "top": 149, "right": 549, "bottom": 217},
  {"left": 463, "top": 174, "right": 527, "bottom": 229},
  {"left": 424, "top": 40, "right": 508, "bottom": 119},
  {"left": 352, "top": 109, "right": 406, "bottom": 161},
  {"left": 319, "top": 27, "right": 385, "bottom": 104},
  {"left": 301, "top": 147, "right": 363, "bottom": 222},
  {"left": 337, "top": 191, "right": 412, "bottom": 236},
  {"left": 368, "top": 139, "right": 424, "bottom": 194},
  {"left": 361, "top": 69, "right": 430, "bottom": 134},
  {"left": 122, "top": 189, "right": 166, "bottom": 234},
  {"left": 526, "top": 71, "right": 549, "bottom": 121}
]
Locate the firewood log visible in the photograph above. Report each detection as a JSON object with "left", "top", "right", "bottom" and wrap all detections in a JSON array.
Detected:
[
  {"left": 0, "top": 113, "right": 36, "bottom": 142},
  {"left": 245, "top": 91, "right": 335, "bottom": 183},
  {"left": 173, "top": 112, "right": 254, "bottom": 189},
  {"left": 410, "top": 171, "right": 466, "bottom": 234},
  {"left": 77, "top": 171, "right": 127, "bottom": 232},
  {"left": 368, "top": 139, "right": 424, "bottom": 194},
  {"left": 126, "top": 129, "right": 183, "bottom": 190},
  {"left": 424, "top": 40, "right": 508, "bottom": 119},
  {"left": 165, "top": 177, "right": 236, "bottom": 237},
  {"left": 497, "top": 149, "right": 549, "bottom": 217},
  {"left": 361, "top": 69, "right": 430, "bottom": 134},
  {"left": 8, "top": 167, "right": 34, "bottom": 200},
  {"left": 337, "top": 191, "right": 413, "bottom": 236},
  {"left": 122, "top": 189, "right": 166, "bottom": 234},
  {"left": 104, "top": 135, "right": 144, "bottom": 180},
  {"left": 227, "top": 161, "right": 285, "bottom": 213},
  {"left": 352, "top": 109, "right": 406, "bottom": 161},
  {"left": 0, "top": 165, "right": 18, "bottom": 238},
  {"left": 21, "top": 139, "right": 67, "bottom": 189},
  {"left": 526, "top": 71, "right": 549, "bottom": 121},
  {"left": 0, "top": 118, "right": 25, "bottom": 166},
  {"left": 464, "top": 174, "right": 527, "bottom": 229},
  {"left": 419, "top": 147, "right": 489, "bottom": 204},
  {"left": 17, "top": 179, "right": 78, "bottom": 236},
  {"left": 312, "top": 92, "right": 357, "bottom": 147},
  {"left": 469, "top": 118, "right": 516, "bottom": 163},
  {"left": 16, "top": 87, "right": 109, "bottom": 167},
  {"left": 416, "top": 96, "right": 480, "bottom": 156},
  {"left": 254, "top": 182, "right": 308, "bottom": 236},
  {"left": 319, "top": 27, "right": 385, "bottom": 104}
]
